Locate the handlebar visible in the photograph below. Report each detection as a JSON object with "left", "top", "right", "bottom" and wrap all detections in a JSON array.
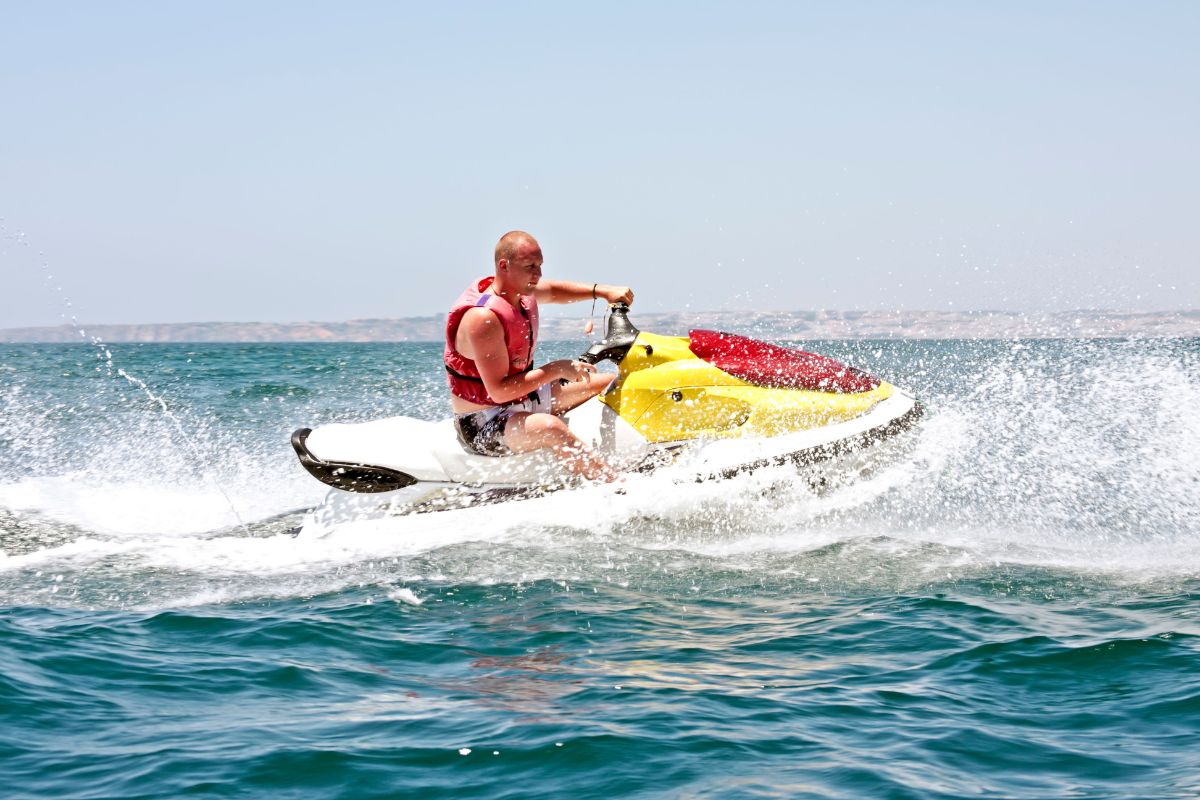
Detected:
[{"left": 579, "top": 302, "right": 640, "bottom": 365}]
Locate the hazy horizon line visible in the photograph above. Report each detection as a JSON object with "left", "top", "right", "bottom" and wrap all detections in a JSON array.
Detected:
[{"left": 6, "top": 306, "right": 1200, "bottom": 331}]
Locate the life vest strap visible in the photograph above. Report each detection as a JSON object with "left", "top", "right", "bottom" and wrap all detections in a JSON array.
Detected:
[
  {"left": 445, "top": 364, "right": 483, "bottom": 383},
  {"left": 445, "top": 365, "right": 537, "bottom": 405}
]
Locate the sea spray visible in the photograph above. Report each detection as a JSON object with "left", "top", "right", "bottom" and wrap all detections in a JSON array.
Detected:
[
  {"left": 2, "top": 228, "right": 251, "bottom": 531},
  {"left": 2, "top": 337, "right": 1197, "bottom": 607}
]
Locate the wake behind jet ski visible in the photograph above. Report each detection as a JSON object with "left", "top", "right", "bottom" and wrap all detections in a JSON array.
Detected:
[{"left": 291, "top": 303, "right": 923, "bottom": 514}]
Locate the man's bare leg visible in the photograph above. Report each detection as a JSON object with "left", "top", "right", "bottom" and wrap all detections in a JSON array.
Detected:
[{"left": 503, "top": 410, "right": 618, "bottom": 482}]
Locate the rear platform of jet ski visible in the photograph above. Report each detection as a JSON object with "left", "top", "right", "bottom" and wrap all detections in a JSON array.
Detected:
[{"left": 292, "top": 394, "right": 655, "bottom": 492}]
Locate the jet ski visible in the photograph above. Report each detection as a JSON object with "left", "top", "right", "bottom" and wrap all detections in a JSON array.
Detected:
[{"left": 290, "top": 303, "right": 924, "bottom": 518}]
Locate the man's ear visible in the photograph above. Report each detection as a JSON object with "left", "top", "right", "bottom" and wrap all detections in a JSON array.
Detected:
[{"left": 497, "top": 259, "right": 509, "bottom": 273}]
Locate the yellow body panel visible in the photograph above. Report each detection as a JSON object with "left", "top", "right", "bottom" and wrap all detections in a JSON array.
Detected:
[{"left": 601, "top": 331, "right": 895, "bottom": 443}]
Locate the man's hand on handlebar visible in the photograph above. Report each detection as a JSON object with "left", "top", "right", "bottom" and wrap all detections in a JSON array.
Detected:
[{"left": 599, "top": 285, "right": 634, "bottom": 306}]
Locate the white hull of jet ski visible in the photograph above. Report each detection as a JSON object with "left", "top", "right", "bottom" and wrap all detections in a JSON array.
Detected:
[{"left": 291, "top": 388, "right": 922, "bottom": 534}]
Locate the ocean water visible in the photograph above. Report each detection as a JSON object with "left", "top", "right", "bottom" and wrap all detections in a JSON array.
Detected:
[{"left": 1, "top": 337, "right": 1198, "bottom": 799}]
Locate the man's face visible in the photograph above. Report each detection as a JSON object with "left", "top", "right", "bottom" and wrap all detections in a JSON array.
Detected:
[{"left": 504, "top": 243, "right": 543, "bottom": 294}]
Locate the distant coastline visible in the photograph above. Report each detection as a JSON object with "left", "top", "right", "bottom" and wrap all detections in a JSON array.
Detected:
[{"left": 3, "top": 309, "right": 1198, "bottom": 343}]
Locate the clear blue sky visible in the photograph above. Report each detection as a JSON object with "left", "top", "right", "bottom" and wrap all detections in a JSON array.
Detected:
[{"left": 2, "top": 1, "right": 1197, "bottom": 327}]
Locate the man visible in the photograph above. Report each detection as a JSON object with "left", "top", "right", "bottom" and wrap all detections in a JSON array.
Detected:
[{"left": 445, "top": 231, "right": 633, "bottom": 481}]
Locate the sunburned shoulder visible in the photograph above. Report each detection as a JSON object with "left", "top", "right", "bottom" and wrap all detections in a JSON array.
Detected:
[
  {"left": 459, "top": 306, "right": 504, "bottom": 341},
  {"left": 461, "top": 305, "right": 500, "bottom": 328}
]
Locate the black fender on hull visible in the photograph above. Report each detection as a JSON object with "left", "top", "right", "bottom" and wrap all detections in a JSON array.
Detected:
[{"left": 291, "top": 428, "right": 419, "bottom": 493}]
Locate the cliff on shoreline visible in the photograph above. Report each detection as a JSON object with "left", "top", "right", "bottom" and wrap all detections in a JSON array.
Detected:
[{"left": 4, "top": 309, "right": 1198, "bottom": 343}]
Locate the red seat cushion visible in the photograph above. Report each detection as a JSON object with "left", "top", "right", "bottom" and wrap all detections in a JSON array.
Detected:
[{"left": 687, "top": 329, "right": 880, "bottom": 393}]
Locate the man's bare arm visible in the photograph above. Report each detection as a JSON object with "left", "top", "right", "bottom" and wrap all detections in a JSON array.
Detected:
[{"left": 535, "top": 280, "right": 634, "bottom": 306}]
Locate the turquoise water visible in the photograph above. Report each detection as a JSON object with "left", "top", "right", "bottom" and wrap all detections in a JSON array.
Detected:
[{"left": 2, "top": 338, "right": 1199, "bottom": 798}]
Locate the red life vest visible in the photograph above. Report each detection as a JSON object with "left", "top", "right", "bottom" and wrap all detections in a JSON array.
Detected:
[{"left": 444, "top": 276, "right": 540, "bottom": 405}]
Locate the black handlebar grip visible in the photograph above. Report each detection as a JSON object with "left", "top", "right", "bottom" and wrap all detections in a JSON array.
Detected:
[{"left": 577, "top": 302, "right": 640, "bottom": 365}]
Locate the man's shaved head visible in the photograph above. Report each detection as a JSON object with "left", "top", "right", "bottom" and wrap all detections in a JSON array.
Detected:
[{"left": 495, "top": 231, "right": 540, "bottom": 266}]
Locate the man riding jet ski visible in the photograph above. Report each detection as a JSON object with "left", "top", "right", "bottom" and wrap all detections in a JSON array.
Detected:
[
  {"left": 291, "top": 233, "right": 924, "bottom": 512},
  {"left": 442, "top": 230, "right": 633, "bottom": 482}
]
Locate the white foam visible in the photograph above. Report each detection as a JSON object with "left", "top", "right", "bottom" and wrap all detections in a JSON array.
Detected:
[
  {"left": 0, "top": 473, "right": 326, "bottom": 536},
  {"left": 389, "top": 587, "right": 424, "bottom": 606}
]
